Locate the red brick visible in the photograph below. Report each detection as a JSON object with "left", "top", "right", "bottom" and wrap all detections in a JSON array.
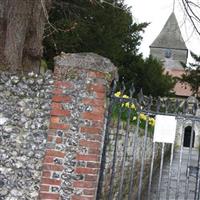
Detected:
[
  {"left": 39, "top": 192, "right": 59, "bottom": 200},
  {"left": 42, "top": 171, "right": 51, "bottom": 178},
  {"left": 85, "top": 134, "right": 102, "bottom": 142},
  {"left": 50, "top": 109, "right": 70, "bottom": 116},
  {"left": 88, "top": 71, "right": 105, "bottom": 79},
  {"left": 47, "top": 135, "right": 54, "bottom": 142},
  {"left": 40, "top": 185, "right": 50, "bottom": 192},
  {"left": 82, "top": 112, "right": 104, "bottom": 121},
  {"left": 87, "top": 84, "right": 105, "bottom": 93},
  {"left": 56, "top": 137, "right": 62, "bottom": 144},
  {"left": 76, "top": 154, "right": 100, "bottom": 162},
  {"left": 50, "top": 117, "right": 60, "bottom": 124},
  {"left": 49, "top": 123, "right": 69, "bottom": 130},
  {"left": 85, "top": 175, "right": 98, "bottom": 181},
  {"left": 41, "top": 178, "right": 61, "bottom": 186},
  {"left": 75, "top": 167, "right": 98, "bottom": 174},
  {"left": 46, "top": 150, "right": 65, "bottom": 158},
  {"left": 54, "top": 81, "right": 73, "bottom": 88},
  {"left": 82, "top": 99, "right": 104, "bottom": 107},
  {"left": 43, "top": 164, "right": 64, "bottom": 171},
  {"left": 73, "top": 180, "right": 96, "bottom": 188},
  {"left": 52, "top": 96, "right": 71, "bottom": 103},
  {"left": 53, "top": 89, "right": 63, "bottom": 95},
  {"left": 72, "top": 195, "right": 94, "bottom": 200},
  {"left": 88, "top": 148, "right": 100, "bottom": 155},
  {"left": 95, "top": 92, "right": 105, "bottom": 99},
  {"left": 93, "top": 106, "right": 105, "bottom": 113},
  {"left": 43, "top": 156, "right": 54, "bottom": 164},
  {"left": 80, "top": 127, "right": 101, "bottom": 134},
  {"left": 79, "top": 140, "right": 100, "bottom": 149},
  {"left": 83, "top": 189, "right": 96, "bottom": 196},
  {"left": 92, "top": 121, "right": 104, "bottom": 128},
  {"left": 51, "top": 102, "right": 62, "bottom": 110}
]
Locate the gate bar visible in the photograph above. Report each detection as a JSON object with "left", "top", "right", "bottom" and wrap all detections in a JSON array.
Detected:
[
  {"left": 96, "top": 81, "right": 116, "bottom": 200},
  {"left": 184, "top": 121, "right": 195, "bottom": 200},
  {"left": 195, "top": 148, "right": 200, "bottom": 200},
  {"left": 118, "top": 107, "right": 132, "bottom": 200},
  {"left": 137, "top": 116, "right": 149, "bottom": 200},
  {"left": 175, "top": 119, "right": 185, "bottom": 200},
  {"left": 156, "top": 142, "right": 165, "bottom": 200},
  {"left": 147, "top": 142, "right": 156, "bottom": 200},
  {"left": 128, "top": 117, "right": 140, "bottom": 200},
  {"left": 166, "top": 143, "right": 175, "bottom": 200},
  {"left": 108, "top": 102, "right": 123, "bottom": 200}
]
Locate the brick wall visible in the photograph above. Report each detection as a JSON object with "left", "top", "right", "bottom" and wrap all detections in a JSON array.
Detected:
[{"left": 39, "top": 53, "right": 117, "bottom": 200}]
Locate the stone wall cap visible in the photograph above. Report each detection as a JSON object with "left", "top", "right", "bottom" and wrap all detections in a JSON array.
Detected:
[{"left": 54, "top": 52, "right": 117, "bottom": 76}]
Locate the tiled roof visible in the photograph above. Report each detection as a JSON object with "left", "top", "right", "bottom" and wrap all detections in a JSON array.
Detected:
[{"left": 165, "top": 69, "right": 192, "bottom": 97}]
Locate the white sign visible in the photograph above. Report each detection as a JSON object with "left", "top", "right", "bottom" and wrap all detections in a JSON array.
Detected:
[{"left": 153, "top": 115, "right": 177, "bottom": 144}]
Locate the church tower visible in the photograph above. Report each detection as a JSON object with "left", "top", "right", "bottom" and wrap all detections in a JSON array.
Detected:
[{"left": 150, "top": 12, "right": 191, "bottom": 97}]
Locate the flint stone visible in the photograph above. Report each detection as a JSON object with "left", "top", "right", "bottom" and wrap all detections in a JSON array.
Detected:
[
  {"left": 10, "top": 76, "right": 20, "bottom": 84},
  {"left": 0, "top": 117, "right": 8, "bottom": 125},
  {"left": 52, "top": 172, "right": 60, "bottom": 179},
  {"left": 0, "top": 70, "right": 53, "bottom": 199}
]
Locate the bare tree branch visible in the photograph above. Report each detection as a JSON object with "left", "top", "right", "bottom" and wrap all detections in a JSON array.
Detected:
[{"left": 181, "top": 0, "right": 200, "bottom": 36}]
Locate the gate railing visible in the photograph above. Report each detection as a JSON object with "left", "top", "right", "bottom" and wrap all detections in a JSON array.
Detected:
[{"left": 96, "top": 80, "right": 200, "bottom": 200}]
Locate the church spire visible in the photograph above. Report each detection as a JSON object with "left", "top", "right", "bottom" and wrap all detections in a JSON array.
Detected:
[{"left": 150, "top": 12, "right": 187, "bottom": 50}]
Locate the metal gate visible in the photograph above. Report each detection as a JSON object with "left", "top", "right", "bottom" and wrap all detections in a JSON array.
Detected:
[{"left": 96, "top": 81, "right": 200, "bottom": 200}]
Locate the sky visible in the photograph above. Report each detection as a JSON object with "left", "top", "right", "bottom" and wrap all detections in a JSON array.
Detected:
[{"left": 124, "top": 0, "right": 200, "bottom": 62}]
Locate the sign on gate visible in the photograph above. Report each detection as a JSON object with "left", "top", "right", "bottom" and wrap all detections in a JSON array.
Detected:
[{"left": 153, "top": 115, "right": 177, "bottom": 144}]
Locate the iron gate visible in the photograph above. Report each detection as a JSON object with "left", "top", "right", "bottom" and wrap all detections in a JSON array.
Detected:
[{"left": 96, "top": 81, "right": 200, "bottom": 200}]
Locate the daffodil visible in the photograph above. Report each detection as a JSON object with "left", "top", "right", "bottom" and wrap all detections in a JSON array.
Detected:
[
  {"left": 130, "top": 103, "right": 136, "bottom": 110},
  {"left": 133, "top": 116, "right": 137, "bottom": 121},
  {"left": 114, "top": 91, "right": 121, "bottom": 97},
  {"left": 122, "top": 94, "right": 129, "bottom": 98},
  {"left": 139, "top": 113, "right": 147, "bottom": 121},
  {"left": 149, "top": 117, "right": 155, "bottom": 126},
  {"left": 125, "top": 102, "right": 130, "bottom": 108}
]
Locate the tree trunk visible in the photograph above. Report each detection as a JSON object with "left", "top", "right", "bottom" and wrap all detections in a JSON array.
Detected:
[{"left": 0, "top": 0, "right": 52, "bottom": 73}]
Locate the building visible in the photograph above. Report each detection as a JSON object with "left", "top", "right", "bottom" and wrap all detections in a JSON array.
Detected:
[
  {"left": 150, "top": 12, "right": 200, "bottom": 148},
  {"left": 150, "top": 12, "right": 192, "bottom": 97}
]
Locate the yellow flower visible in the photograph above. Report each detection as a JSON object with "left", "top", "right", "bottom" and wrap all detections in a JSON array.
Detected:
[
  {"left": 130, "top": 103, "right": 136, "bottom": 110},
  {"left": 114, "top": 91, "right": 121, "bottom": 97},
  {"left": 139, "top": 113, "right": 147, "bottom": 121},
  {"left": 122, "top": 102, "right": 136, "bottom": 110},
  {"left": 133, "top": 116, "right": 137, "bottom": 121},
  {"left": 149, "top": 117, "right": 155, "bottom": 126},
  {"left": 122, "top": 94, "right": 129, "bottom": 99},
  {"left": 125, "top": 102, "right": 130, "bottom": 108}
]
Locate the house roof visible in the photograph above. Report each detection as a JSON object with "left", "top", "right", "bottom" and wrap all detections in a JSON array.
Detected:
[
  {"left": 150, "top": 12, "right": 187, "bottom": 50},
  {"left": 165, "top": 69, "right": 192, "bottom": 97}
]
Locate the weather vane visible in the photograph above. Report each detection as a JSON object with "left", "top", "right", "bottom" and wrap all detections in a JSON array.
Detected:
[{"left": 173, "top": 0, "right": 176, "bottom": 12}]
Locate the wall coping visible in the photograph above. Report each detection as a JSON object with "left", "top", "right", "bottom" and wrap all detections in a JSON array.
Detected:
[{"left": 54, "top": 52, "right": 118, "bottom": 79}]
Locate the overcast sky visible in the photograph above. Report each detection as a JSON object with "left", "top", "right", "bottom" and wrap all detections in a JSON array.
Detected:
[{"left": 124, "top": 0, "right": 200, "bottom": 61}]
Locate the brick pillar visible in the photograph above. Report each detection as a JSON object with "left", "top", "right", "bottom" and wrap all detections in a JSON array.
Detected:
[{"left": 39, "top": 53, "right": 117, "bottom": 200}]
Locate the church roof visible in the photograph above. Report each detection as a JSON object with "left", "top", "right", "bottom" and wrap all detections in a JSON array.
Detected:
[
  {"left": 150, "top": 12, "right": 187, "bottom": 50},
  {"left": 165, "top": 69, "right": 192, "bottom": 97}
]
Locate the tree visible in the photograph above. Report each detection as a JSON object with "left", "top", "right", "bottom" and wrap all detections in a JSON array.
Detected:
[
  {"left": 43, "top": 0, "right": 148, "bottom": 69},
  {"left": 181, "top": 0, "right": 200, "bottom": 36},
  {"left": 0, "top": 0, "right": 52, "bottom": 73},
  {"left": 119, "top": 56, "right": 175, "bottom": 97},
  {"left": 0, "top": 0, "right": 176, "bottom": 97},
  {"left": 180, "top": 52, "right": 200, "bottom": 98},
  {"left": 44, "top": 0, "right": 175, "bottom": 97}
]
